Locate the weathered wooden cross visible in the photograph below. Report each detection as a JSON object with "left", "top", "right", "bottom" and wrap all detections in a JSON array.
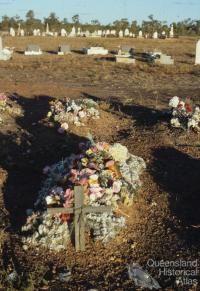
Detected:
[{"left": 47, "top": 186, "right": 111, "bottom": 251}]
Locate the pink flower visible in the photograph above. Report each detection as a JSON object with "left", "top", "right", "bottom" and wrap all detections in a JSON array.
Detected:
[
  {"left": 0, "top": 94, "right": 7, "bottom": 101},
  {"left": 106, "top": 160, "right": 115, "bottom": 168},
  {"left": 63, "top": 189, "right": 73, "bottom": 208},
  {"left": 112, "top": 181, "right": 122, "bottom": 193}
]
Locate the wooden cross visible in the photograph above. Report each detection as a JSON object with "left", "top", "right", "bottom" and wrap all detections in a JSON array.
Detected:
[{"left": 47, "top": 186, "right": 111, "bottom": 251}]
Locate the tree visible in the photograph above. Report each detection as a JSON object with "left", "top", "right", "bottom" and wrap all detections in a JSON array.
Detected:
[
  {"left": 72, "top": 14, "right": 80, "bottom": 24},
  {"left": 26, "top": 10, "right": 35, "bottom": 20},
  {"left": 44, "top": 12, "right": 60, "bottom": 31},
  {"left": 113, "top": 18, "right": 129, "bottom": 31}
]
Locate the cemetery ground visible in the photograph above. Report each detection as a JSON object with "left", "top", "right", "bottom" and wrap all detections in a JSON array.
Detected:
[{"left": 0, "top": 36, "right": 200, "bottom": 290}]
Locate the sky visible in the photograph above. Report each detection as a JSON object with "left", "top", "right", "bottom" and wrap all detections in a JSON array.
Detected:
[{"left": 0, "top": 0, "right": 199, "bottom": 24}]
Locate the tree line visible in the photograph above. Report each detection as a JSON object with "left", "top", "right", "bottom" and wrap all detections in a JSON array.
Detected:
[{"left": 0, "top": 10, "right": 200, "bottom": 36}]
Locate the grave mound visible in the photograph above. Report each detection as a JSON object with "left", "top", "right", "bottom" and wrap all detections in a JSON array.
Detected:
[
  {"left": 0, "top": 93, "right": 23, "bottom": 125},
  {"left": 47, "top": 98, "right": 100, "bottom": 133},
  {"left": 21, "top": 139, "right": 146, "bottom": 252}
]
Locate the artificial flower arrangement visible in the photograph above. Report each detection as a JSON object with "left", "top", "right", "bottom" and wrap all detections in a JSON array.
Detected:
[
  {"left": 169, "top": 96, "right": 200, "bottom": 131},
  {"left": 0, "top": 93, "right": 23, "bottom": 124},
  {"left": 47, "top": 98, "right": 100, "bottom": 133},
  {"left": 22, "top": 139, "right": 146, "bottom": 252}
]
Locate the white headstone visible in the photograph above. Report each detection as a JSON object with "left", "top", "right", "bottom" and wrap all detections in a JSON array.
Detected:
[
  {"left": 119, "top": 30, "right": 123, "bottom": 38},
  {"left": 195, "top": 40, "right": 200, "bottom": 65},
  {"left": 153, "top": 31, "right": 158, "bottom": 39},
  {"left": 162, "top": 31, "right": 166, "bottom": 36},
  {"left": 25, "top": 45, "right": 42, "bottom": 56},
  {"left": 138, "top": 30, "right": 143, "bottom": 38},
  {"left": 77, "top": 27, "right": 81, "bottom": 36},
  {"left": 97, "top": 30, "right": 102, "bottom": 37},
  {"left": 21, "top": 29, "right": 25, "bottom": 37},
  {"left": 37, "top": 29, "right": 41, "bottom": 36},
  {"left": 61, "top": 28, "right": 67, "bottom": 37},
  {"left": 0, "top": 37, "right": 13, "bottom": 60},
  {"left": 85, "top": 30, "right": 90, "bottom": 37},
  {"left": 69, "top": 26, "right": 76, "bottom": 37},
  {"left": 83, "top": 47, "right": 108, "bottom": 55},
  {"left": 10, "top": 27, "right": 15, "bottom": 37},
  {"left": 46, "top": 23, "right": 49, "bottom": 34},
  {"left": 170, "top": 24, "right": 174, "bottom": 38},
  {"left": 0, "top": 37, "right": 3, "bottom": 51},
  {"left": 111, "top": 30, "right": 116, "bottom": 36},
  {"left": 124, "top": 28, "right": 130, "bottom": 37},
  {"left": 106, "top": 29, "right": 110, "bottom": 36},
  {"left": 17, "top": 23, "right": 21, "bottom": 36},
  {"left": 33, "top": 29, "right": 37, "bottom": 36}
]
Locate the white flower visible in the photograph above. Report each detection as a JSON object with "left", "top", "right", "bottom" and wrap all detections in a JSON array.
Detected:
[
  {"left": 61, "top": 122, "right": 69, "bottom": 131},
  {"left": 188, "top": 118, "right": 198, "bottom": 129},
  {"left": 45, "top": 196, "right": 54, "bottom": 205},
  {"left": 169, "top": 96, "right": 179, "bottom": 108},
  {"left": 78, "top": 110, "right": 86, "bottom": 118},
  {"left": 108, "top": 143, "right": 129, "bottom": 163},
  {"left": 171, "top": 118, "right": 181, "bottom": 128}
]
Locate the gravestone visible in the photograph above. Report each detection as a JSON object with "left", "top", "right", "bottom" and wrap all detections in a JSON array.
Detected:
[
  {"left": 153, "top": 31, "right": 158, "bottom": 39},
  {"left": 21, "top": 29, "right": 25, "bottom": 37},
  {"left": 69, "top": 26, "right": 76, "bottom": 37},
  {"left": 33, "top": 29, "right": 37, "bottom": 36},
  {"left": 111, "top": 30, "right": 116, "bottom": 36},
  {"left": 170, "top": 24, "right": 174, "bottom": 38},
  {"left": 119, "top": 30, "right": 123, "bottom": 38},
  {"left": 195, "top": 40, "right": 200, "bottom": 65},
  {"left": 97, "top": 30, "right": 102, "bottom": 37},
  {"left": 46, "top": 23, "right": 49, "bottom": 34},
  {"left": 77, "top": 27, "right": 81, "bottom": 36},
  {"left": 85, "top": 30, "right": 90, "bottom": 37},
  {"left": 138, "top": 30, "right": 143, "bottom": 38},
  {"left": 83, "top": 47, "right": 108, "bottom": 55},
  {"left": 25, "top": 45, "right": 42, "bottom": 55},
  {"left": 61, "top": 28, "right": 67, "bottom": 37},
  {"left": 0, "top": 37, "right": 2, "bottom": 51},
  {"left": 58, "top": 44, "right": 71, "bottom": 55},
  {"left": 48, "top": 186, "right": 111, "bottom": 251},
  {"left": 0, "top": 37, "right": 12, "bottom": 60},
  {"left": 17, "top": 23, "right": 21, "bottom": 36},
  {"left": 116, "top": 55, "right": 136, "bottom": 64},
  {"left": 119, "top": 45, "right": 131, "bottom": 55},
  {"left": 124, "top": 28, "right": 130, "bottom": 37},
  {"left": 10, "top": 27, "right": 15, "bottom": 37},
  {"left": 155, "top": 53, "right": 174, "bottom": 65}
]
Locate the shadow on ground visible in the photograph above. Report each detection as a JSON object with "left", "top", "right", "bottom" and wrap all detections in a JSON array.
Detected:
[
  {"left": 83, "top": 92, "right": 169, "bottom": 128},
  {"left": 151, "top": 146, "right": 200, "bottom": 247},
  {"left": 0, "top": 94, "right": 87, "bottom": 229}
]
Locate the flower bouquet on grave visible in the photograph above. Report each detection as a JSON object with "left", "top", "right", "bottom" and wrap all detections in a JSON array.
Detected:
[
  {"left": 47, "top": 98, "right": 100, "bottom": 133},
  {"left": 169, "top": 96, "right": 200, "bottom": 131},
  {"left": 21, "top": 139, "right": 146, "bottom": 251},
  {"left": 0, "top": 93, "right": 8, "bottom": 111}
]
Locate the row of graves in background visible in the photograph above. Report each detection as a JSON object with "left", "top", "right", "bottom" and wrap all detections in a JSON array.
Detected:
[
  {"left": 9, "top": 24, "right": 176, "bottom": 39},
  {"left": 22, "top": 40, "right": 200, "bottom": 66},
  {"left": 2, "top": 33, "right": 200, "bottom": 65}
]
